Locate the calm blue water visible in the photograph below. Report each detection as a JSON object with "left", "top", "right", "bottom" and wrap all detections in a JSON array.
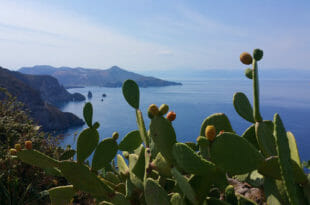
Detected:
[{"left": 60, "top": 77, "right": 310, "bottom": 162}]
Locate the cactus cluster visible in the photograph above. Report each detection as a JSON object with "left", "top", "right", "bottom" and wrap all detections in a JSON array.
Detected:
[{"left": 13, "top": 49, "right": 309, "bottom": 204}]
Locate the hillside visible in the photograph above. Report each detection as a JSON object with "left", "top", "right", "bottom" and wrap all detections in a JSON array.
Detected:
[
  {"left": 19, "top": 65, "right": 182, "bottom": 88},
  {"left": 0, "top": 67, "right": 84, "bottom": 131}
]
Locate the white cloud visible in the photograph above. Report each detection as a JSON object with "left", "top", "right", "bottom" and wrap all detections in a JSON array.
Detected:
[{"left": 0, "top": 0, "right": 183, "bottom": 70}]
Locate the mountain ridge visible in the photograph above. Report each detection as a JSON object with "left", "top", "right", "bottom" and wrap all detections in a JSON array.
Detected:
[{"left": 19, "top": 65, "right": 182, "bottom": 88}]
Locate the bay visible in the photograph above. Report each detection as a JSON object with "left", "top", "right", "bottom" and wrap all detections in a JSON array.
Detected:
[{"left": 60, "top": 77, "right": 310, "bottom": 162}]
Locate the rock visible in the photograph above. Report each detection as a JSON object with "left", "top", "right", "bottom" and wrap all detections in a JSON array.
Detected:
[{"left": 88, "top": 91, "right": 92, "bottom": 99}]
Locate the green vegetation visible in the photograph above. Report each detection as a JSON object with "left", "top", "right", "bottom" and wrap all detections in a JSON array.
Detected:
[{"left": 12, "top": 49, "right": 310, "bottom": 204}]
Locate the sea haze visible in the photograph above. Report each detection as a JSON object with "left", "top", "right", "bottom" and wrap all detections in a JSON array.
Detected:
[{"left": 60, "top": 74, "right": 310, "bottom": 162}]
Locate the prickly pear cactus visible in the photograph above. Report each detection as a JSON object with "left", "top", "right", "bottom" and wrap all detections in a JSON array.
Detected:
[{"left": 13, "top": 49, "right": 309, "bottom": 205}]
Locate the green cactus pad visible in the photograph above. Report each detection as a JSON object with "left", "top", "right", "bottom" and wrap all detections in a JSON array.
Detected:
[
  {"left": 152, "top": 152, "right": 172, "bottom": 177},
  {"left": 274, "top": 113, "right": 299, "bottom": 205},
  {"left": 258, "top": 156, "right": 307, "bottom": 184},
  {"left": 83, "top": 102, "right": 93, "bottom": 127},
  {"left": 128, "top": 154, "right": 144, "bottom": 189},
  {"left": 171, "top": 168, "right": 198, "bottom": 205},
  {"left": 117, "top": 154, "right": 129, "bottom": 176},
  {"left": 59, "top": 149, "right": 76, "bottom": 161},
  {"left": 136, "top": 109, "right": 149, "bottom": 147},
  {"left": 122, "top": 79, "right": 140, "bottom": 109},
  {"left": 77, "top": 128, "right": 99, "bottom": 163},
  {"left": 189, "top": 175, "right": 212, "bottom": 202},
  {"left": 200, "top": 113, "right": 234, "bottom": 137},
  {"left": 105, "top": 172, "right": 121, "bottom": 185},
  {"left": 144, "top": 178, "right": 170, "bottom": 205},
  {"left": 131, "top": 146, "right": 145, "bottom": 180},
  {"left": 93, "top": 122, "right": 100, "bottom": 129},
  {"left": 210, "top": 133, "right": 264, "bottom": 175},
  {"left": 170, "top": 193, "right": 185, "bottom": 205},
  {"left": 92, "top": 138, "right": 118, "bottom": 171},
  {"left": 150, "top": 116, "right": 177, "bottom": 163},
  {"left": 255, "top": 121, "right": 277, "bottom": 157},
  {"left": 245, "top": 68, "right": 253, "bottom": 79},
  {"left": 118, "top": 130, "right": 142, "bottom": 152},
  {"left": 17, "top": 149, "right": 59, "bottom": 169},
  {"left": 110, "top": 192, "right": 131, "bottom": 205},
  {"left": 233, "top": 92, "right": 255, "bottom": 123},
  {"left": 197, "top": 136, "right": 211, "bottom": 159},
  {"left": 58, "top": 161, "right": 113, "bottom": 197},
  {"left": 172, "top": 143, "right": 216, "bottom": 176},
  {"left": 241, "top": 125, "right": 259, "bottom": 150},
  {"left": 287, "top": 131, "right": 302, "bottom": 167},
  {"left": 48, "top": 185, "right": 75, "bottom": 205},
  {"left": 185, "top": 142, "right": 198, "bottom": 151},
  {"left": 263, "top": 177, "right": 283, "bottom": 205}
]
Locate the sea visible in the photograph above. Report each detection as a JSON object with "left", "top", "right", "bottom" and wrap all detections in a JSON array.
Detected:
[{"left": 60, "top": 75, "right": 310, "bottom": 162}]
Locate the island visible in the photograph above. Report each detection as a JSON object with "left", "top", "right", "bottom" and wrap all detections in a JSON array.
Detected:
[{"left": 19, "top": 65, "right": 182, "bottom": 88}]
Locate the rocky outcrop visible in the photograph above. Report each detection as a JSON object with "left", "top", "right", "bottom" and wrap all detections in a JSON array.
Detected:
[
  {"left": 19, "top": 65, "right": 182, "bottom": 88},
  {"left": 0, "top": 67, "right": 84, "bottom": 131},
  {"left": 12, "top": 71, "right": 85, "bottom": 106}
]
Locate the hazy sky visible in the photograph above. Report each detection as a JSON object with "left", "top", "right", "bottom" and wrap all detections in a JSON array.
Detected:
[{"left": 0, "top": 0, "right": 309, "bottom": 71}]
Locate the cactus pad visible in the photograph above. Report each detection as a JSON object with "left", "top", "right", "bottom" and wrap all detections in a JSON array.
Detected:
[
  {"left": 233, "top": 92, "right": 255, "bottom": 123},
  {"left": 92, "top": 138, "right": 118, "bottom": 171},
  {"left": 122, "top": 79, "right": 140, "bottom": 109},
  {"left": 17, "top": 149, "right": 59, "bottom": 169},
  {"left": 200, "top": 113, "right": 234, "bottom": 137},
  {"left": 118, "top": 130, "right": 142, "bottom": 152},
  {"left": 255, "top": 121, "right": 277, "bottom": 157},
  {"left": 172, "top": 143, "right": 216, "bottom": 176},
  {"left": 150, "top": 116, "right": 177, "bottom": 163},
  {"left": 58, "top": 161, "right": 113, "bottom": 197},
  {"left": 83, "top": 102, "right": 93, "bottom": 127},
  {"left": 171, "top": 168, "right": 198, "bottom": 205},
  {"left": 210, "top": 133, "right": 264, "bottom": 175},
  {"left": 274, "top": 113, "right": 299, "bottom": 205},
  {"left": 48, "top": 185, "right": 75, "bottom": 205},
  {"left": 144, "top": 178, "right": 170, "bottom": 205},
  {"left": 77, "top": 128, "right": 99, "bottom": 163}
]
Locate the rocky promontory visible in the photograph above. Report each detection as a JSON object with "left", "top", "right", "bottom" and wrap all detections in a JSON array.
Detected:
[{"left": 0, "top": 67, "right": 84, "bottom": 131}]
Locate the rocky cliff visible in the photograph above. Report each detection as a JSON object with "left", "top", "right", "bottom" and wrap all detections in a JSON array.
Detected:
[{"left": 0, "top": 67, "right": 84, "bottom": 131}]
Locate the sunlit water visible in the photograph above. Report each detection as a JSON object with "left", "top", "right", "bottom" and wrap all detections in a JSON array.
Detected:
[{"left": 60, "top": 77, "right": 310, "bottom": 162}]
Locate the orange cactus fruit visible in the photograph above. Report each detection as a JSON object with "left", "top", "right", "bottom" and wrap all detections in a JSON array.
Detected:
[
  {"left": 219, "top": 130, "right": 225, "bottom": 135},
  {"left": 25, "top": 141, "right": 32, "bottom": 150},
  {"left": 9, "top": 148, "right": 17, "bottom": 155},
  {"left": 240, "top": 52, "right": 253, "bottom": 65},
  {"left": 205, "top": 125, "right": 216, "bottom": 141},
  {"left": 166, "top": 111, "right": 176, "bottom": 121},
  {"left": 14, "top": 144, "right": 21, "bottom": 152}
]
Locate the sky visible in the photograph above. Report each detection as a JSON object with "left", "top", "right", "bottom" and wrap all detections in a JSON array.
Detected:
[{"left": 0, "top": 0, "right": 309, "bottom": 71}]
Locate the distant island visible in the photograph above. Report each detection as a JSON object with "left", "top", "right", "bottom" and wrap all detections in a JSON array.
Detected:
[
  {"left": 0, "top": 67, "right": 85, "bottom": 131},
  {"left": 19, "top": 65, "right": 182, "bottom": 88}
]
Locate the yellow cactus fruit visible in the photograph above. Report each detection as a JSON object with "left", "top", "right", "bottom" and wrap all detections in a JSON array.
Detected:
[
  {"left": 9, "top": 148, "right": 17, "bottom": 155},
  {"left": 205, "top": 125, "right": 216, "bottom": 141},
  {"left": 148, "top": 104, "right": 159, "bottom": 118},
  {"left": 159, "top": 104, "right": 169, "bottom": 115},
  {"left": 25, "top": 141, "right": 32, "bottom": 150},
  {"left": 240, "top": 52, "right": 253, "bottom": 65},
  {"left": 14, "top": 144, "right": 21, "bottom": 152},
  {"left": 112, "top": 132, "right": 119, "bottom": 140}
]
